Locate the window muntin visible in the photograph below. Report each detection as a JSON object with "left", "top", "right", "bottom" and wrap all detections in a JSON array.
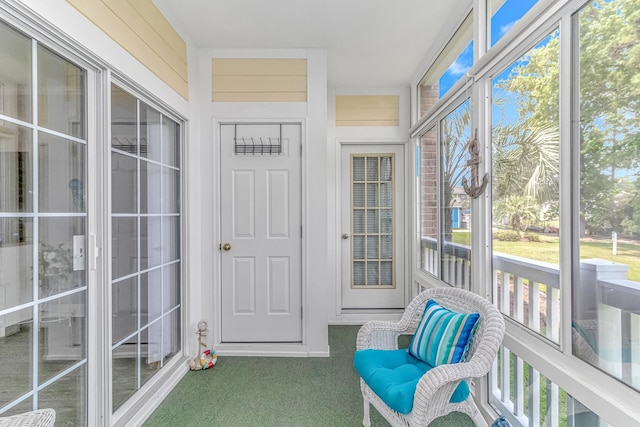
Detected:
[
  {"left": 488, "top": 0, "right": 539, "bottom": 48},
  {"left": 491, "top": 30, "right": 560, "bottom": 342},
  {"left": 418, "top": 13, "right": 473, "bottom": 119},
  {"left": 110, "top": 84, "right": 182, "bottom": 412},
  {"left": 574, "top": 0, "right": 640, "bottom": 391}
]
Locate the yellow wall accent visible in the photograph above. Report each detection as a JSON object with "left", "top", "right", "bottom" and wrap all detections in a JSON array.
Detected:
[
  {"left": 212, "top": 59, "right": 307, "bottom": 102},
  {"left": 67, "top": 0, "right": 188, "bottom": 100},
  {"left": 335, "top": 95, "right": 400, "bottom": 127}
]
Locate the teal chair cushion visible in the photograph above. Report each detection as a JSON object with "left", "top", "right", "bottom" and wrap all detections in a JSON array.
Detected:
[{"left": 354, "top": 349, "right": 470, "bottom": 415}]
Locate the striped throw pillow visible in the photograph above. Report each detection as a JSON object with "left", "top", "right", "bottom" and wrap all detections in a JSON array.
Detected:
[{"left": 408, "top": 299, "right": 480, "bottom": 366}]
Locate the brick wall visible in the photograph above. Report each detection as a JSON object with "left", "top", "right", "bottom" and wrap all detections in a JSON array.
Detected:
[{"left": 419, "top": 84, "right": 439, "bottom": 240}]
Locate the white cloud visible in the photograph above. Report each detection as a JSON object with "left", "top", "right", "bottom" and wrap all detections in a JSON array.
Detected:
[
  {"left": 447, "top": 60, "right": 469, "bottom": 77},
  {"left": 500, "top": 21, "right": 516, "bottom": 35}
]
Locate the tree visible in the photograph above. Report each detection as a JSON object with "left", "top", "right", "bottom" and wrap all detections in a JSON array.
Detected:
[{"left": 493, "top": 0, "right": 640, "bottom": 237}]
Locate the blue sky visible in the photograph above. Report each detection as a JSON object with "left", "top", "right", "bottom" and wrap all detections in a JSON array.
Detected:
[{"left": 438, "top": 0, "right": 539, "bottom": 98}]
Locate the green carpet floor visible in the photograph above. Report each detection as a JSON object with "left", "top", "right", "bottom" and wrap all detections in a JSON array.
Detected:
[{"left": 143, "top": 325, "right": 475, "bottom": 426}]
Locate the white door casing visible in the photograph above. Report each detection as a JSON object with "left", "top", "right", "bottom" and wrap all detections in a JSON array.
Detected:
[
  {"left": 220, "top": 123, "right": 302, "bottom": 342},
  {"left": 340, "top": 144, "right": 405, "bottom": 309}
]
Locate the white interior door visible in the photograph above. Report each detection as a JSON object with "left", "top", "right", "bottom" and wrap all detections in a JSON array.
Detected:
[
  {"left": 220, "top": 123, "right": 302, "bottom": 342},
  {"left": 341, "top": 144, "right": 405, "bottom": 309}
]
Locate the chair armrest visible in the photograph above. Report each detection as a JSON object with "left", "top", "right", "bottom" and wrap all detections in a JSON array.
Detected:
[
  {"left": 356, "top": 320, "right": 413, "bottom": 351},
  {"left": 413, "top": 360, "right": 486, "bottom": 407}
]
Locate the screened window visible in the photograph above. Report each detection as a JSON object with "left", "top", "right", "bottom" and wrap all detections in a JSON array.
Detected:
[
  {"left": 574, "top": 0, "right": 640, "bottom": 391},
  {"left": 490, "top": 30, "right": 561, "bottom": 342},
  {"left": 418, "top": 99, "right": 472, "bottom": 289},
  {"left": 488, "top": 0, "right": 539, "bottom": 48},
  {"left": 417, "top": 13, "right": 473, "bottom": 119}
]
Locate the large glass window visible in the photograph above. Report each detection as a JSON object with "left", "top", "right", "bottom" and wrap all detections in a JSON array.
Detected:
[
  {"left": 574, "top": 0, "right": 640, "bottom": 391},
  {"left": 111, "top": 85, "right": 181, "bottom": 411},
  {"left": 0, "top": 20, "right": 88, "bottom": 425},
  {"left": 418, "top": 14, "right": 473, "bottom": 119},
  {"left": 491, "top": 30, "right": 561, "bottom": 342},
  {"left": 418, "top": 99, "right": 472, "bottom": 289},
  {"left": 488, "top": 0, "right": 539, "bottom": 48}
]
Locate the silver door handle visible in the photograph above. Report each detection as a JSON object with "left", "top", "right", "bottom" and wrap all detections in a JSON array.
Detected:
[{"left": 342, "top": 234, "right": 350, "bottom": 240}]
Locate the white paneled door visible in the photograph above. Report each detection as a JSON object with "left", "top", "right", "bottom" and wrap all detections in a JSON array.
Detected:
[
  {"left": 341, "top": 144, "right": 405, "bottom": 309},
  {"left": 220, "top": 123, "right": 302, "bottom": 342}
]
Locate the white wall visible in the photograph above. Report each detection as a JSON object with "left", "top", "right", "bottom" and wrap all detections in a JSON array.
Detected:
[{"left": 196, "top": 48, "right": 329, "bottom": 356}]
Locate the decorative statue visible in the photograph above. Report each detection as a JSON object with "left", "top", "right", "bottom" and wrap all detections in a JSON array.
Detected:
[{"left": 189, "top": 320, "right": 217, "bottom": 370}]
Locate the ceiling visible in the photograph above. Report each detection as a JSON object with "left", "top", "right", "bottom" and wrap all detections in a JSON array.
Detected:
[{"left": 154, "top": 0, "right": 464, "bottom": 88}]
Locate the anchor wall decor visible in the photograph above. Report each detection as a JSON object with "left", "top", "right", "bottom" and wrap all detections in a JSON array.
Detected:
[{"left": 462, "top": 129, "right": 489, "bottom": 198}]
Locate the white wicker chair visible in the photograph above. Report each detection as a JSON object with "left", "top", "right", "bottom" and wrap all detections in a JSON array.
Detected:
[
  {"left": 356, "top": 287, "right": 505, "bottom": 427},
  {"left": 0, "top": 409, "right": 56, "bottom": 427}
]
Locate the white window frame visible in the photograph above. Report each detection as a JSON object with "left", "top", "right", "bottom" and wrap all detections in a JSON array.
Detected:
[{"left": 411, "top": 0, "right": 640, "bottom": 424}]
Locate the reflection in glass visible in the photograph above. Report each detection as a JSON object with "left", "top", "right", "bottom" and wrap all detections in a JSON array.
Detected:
[
  {"left": 419, "top": 127, "right": 438, "bottom": 276},
  {"left": 162, "top": 167, "right": 180, "bottom": 214},
  {"left": 112, "top": 153, "right": 137, "bottom": 214},
  {"left": 112, "top": 217, "right": 138, "bottom": 280},
  {"left": 140, "top": 216, "right": 162, "bottom": 270},
  {"left": 112, "top": 342, "right": 137, "bottom": 411},
  {"left": 39, "top": 133, "right": 86, "bottom": 213},
  {"left": 140, "top": 103, "right": 161, "bottom": 162},
  {"left": 111, "top": 85, "right": 137, "bottom": 154},
  {"left": 38, "top": 291, "right": 86, "bottom": 384},
  {"left": 0, "top": 308, "right": 33, "bottom": 407},
  {"left": 0, "top": 218, "right": 33, "bottom": 310},
  {"left": 441, "top": 100, "right": 472, "bottom": 287},
  {"left": 39, "top": 365, "right": 86, "bottom": 426},
  {"left": 491, "top": 31, "right": 560, "bottom": 340},
  {"left": 140, "top": 324, "right": 161, "bottom": 387},
  {"left": 162, "top": 217, "right": 180, "bottom": 263},
  {"left": 141, "top": 160, "right": 161, "bottom": 214},
  {"left": 575, "top": 0, "right": 640, "bottom": 391},
  {"left": 0, "top": 125, "right": 33, "bottom": 213},
  {"left": 163, "top": 309, "right": 181, "bottom": 364},
  {"left": 162, "top": 117, "right": 180, "bottom": 168},
  {"left": 112, "top": 277, "right": 137, "bottom": 345},
  {"left": 39, "top": 217, "right": 85, "bottom": 298},
  {"left": 163, "top": 263, "right": 180, "bottom": 312},
  {"left": 37, "top": 46, "right": 85, "bottom": 139},
  {"left": 0, "top": 21, "right": 32, "bottom": 122},
  {"left": 140, "top": 268, "right": 162, "bottom": 327}
]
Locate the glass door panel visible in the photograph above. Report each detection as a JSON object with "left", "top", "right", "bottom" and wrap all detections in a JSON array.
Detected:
[{"left": 0, "top": 20, "right": 88, "bottom": 425}]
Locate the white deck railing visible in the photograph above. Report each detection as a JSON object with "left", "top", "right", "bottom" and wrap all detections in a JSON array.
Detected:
[{"left": 419, "top": 237, "right": 640, "bottom": 426}]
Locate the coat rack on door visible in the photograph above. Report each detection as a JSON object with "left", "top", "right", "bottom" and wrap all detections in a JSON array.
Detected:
[{"left": 233, "top": 124, "right": 282, "bottom": 155}]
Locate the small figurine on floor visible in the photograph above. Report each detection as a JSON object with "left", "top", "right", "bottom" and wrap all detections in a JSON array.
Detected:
[{"left": 189, "top": 320, "right": 218, "bottom": 370}]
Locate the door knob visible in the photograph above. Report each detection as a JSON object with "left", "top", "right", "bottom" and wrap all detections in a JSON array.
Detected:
[
  {"left": 222, "top": 243, "right": 231, "bottom": 251},
  {"left": 342, "top": 234, "right": 350, "bottom": 240}
]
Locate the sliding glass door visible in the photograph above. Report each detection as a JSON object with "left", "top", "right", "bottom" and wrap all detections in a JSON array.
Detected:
[{"left": 0, "top": 20, "right": 88, "bottom": 425}]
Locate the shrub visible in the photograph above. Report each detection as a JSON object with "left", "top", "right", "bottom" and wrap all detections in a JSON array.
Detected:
[
  {"left": 524, "top": 232, "right": 541, "bottom": 242},
  {"left": 494, "top": 230, "right": 521, "bottom": 241}
]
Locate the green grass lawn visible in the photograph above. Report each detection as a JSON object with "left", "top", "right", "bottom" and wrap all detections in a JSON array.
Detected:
[{"left": 451, "top": 229, "right": 640, "bottom": 282}]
